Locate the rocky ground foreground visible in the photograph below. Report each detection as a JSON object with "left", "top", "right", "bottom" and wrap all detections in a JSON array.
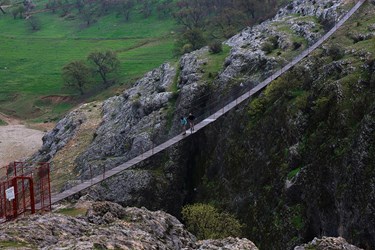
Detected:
[
  {"left": 0, "top": 201, "right": 363, "bottom": 250},
  {"left": 0, "top": 201, "right": 258, "bottom": 250}
]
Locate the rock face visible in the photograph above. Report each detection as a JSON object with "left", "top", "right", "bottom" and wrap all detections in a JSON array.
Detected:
[
  {"left": 32, "top": 105, "right": 89, "bottom": 162},
  {"left": 0, "top": 201, "right": 258, "bottom": 250},
  {"left": 184, "top": 4, "right": 375, "bottom": 247},
  {"left": 222, "top": 0, "right": 348, "bottom": 87},
  {"left": 197, "top": 237, "right": 259, "bottom": 250},
  {"left": 276, "top": 0, "right": 344, "bottom": 23},
  {"left": 74, "top": 63, "right": 176, "bottom": 179},
  {"left": 294, "top": 237, "right": 363, "bottom": 250}
]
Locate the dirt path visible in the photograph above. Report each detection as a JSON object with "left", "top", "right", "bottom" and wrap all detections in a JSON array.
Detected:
[
  {"left": 0, "top": 113, "right": 45, "bottom": 167},
  {"left": 0, "top": 112, "right": 22, "bottom": 125}
]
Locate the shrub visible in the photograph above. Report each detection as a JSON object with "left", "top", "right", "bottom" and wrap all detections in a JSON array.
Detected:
[
  {"left": 268, "top": 36, "right": 279, "bottom": 48},
  {"left": 181, "top": 43, "right": 193, "bottom": 54},
  {"left": 261, "top": 41, "right": 274, "bottom": 54},
  {"left": 27, "top": 16, "right": 41, "bottom": 31},
  {"left": 261, "top": 36, "right": 279, "bottom": 54},
  {"left": 209, "top": 40, "right": 223, "bottom": 54},
  {"left": 325, "top": 44, "right": 344, "bottom": 61},
  {"left": 292, "top": 41, "right": 302, "bottom": 50},
  {"left": 181, "top": 203, "right": 243, "bottom": 240}
]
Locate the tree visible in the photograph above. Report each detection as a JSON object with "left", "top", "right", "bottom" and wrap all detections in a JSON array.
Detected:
[
  {"left": 59, "top": 0, "right": 72, "bottom": 17},
  {"left": 139, "top": 0, "right": 156, "bottom": 18},
  {"left": 23, "top": 0, "right": 36, "bottom": 13},
  {"left": 211, "top": 7, "right": 245, "bottom": 38},
  {"left": 11, "top": 5, "right": 25, "bottom": 19},
  {"left": 156, "top": 0, "right": 172, "bottom": 19},
  {"left": 0, "top": 0, "right": 8, "bottom": 14},
  {"left": 27, "top": 16, "right": 41, "bottom": 31},
  {"left": 62, "top": 60, "right": 91, "bottom": 95},
  {"left": 117, "top": 0, "right": 134, "bottom": 22},
  {"left": 182, "top": 28, "right": 206, "bottom": 50},
  {"left": 174, "top": 0, "right": 209, "bottom": 31},
  {"left": 46, "top": 0, "right": 58, "bottom": 13},
  {"left": 88, "top": 50, "right": 120, "bottom": 87},
  {"left": 75, "top": 0, "right": 84, "bottom": 13},
  {"left": 80, "top": 2, "right": 98, "bottom": 26},
  {"left": 182, "top": 203, "right": 243, "bottom": 239}
]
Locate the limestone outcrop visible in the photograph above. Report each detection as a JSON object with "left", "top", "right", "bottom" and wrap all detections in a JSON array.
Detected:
[
  {"left": 294, "top": 236, "right": 363, "bottom": 250},
  {"left": 0, "top": 201, "right": 258, "bottom": 250}
]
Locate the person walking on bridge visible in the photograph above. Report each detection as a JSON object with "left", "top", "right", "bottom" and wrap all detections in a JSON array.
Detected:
[
  {"left": 180, "top": 116, "right": 187, "bottom": 135},
  {"left": 188, "top": 113, "right": 195, "bottom": 133}
]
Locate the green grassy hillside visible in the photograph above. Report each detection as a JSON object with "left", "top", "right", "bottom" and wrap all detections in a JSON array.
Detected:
[{"left": 0, "top": 2, "right": 176, "bottom": 121}]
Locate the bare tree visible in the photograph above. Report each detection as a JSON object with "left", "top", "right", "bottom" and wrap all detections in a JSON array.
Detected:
[
  {"left": 156, "top": 0, "right": 172, "bottom": 19},
  {"left": 80, "top": 2, "right": 98, "bottom": 26},
  {"left": 62, "top": 60, "right": 91, "bottom": 95},
  {"left": 88, "top": 50, "right": 120, "bottom": 87},
  {"left": 139, "top": 0, "right": 156, "bottom": 18},
  {"left": 11, "top": 5, "right": 25, "bottom": 19},
  {"left": 75, "top": 0, "right": 84, "bottom": 13},
  {"left": 174, "top": 0, "right": 209, "bottom": 31},
  {"left": 46, "top": 0, "right": 58, "bottom": 13},
  {"left": 0, "top": 0, "right": 6, "bottom": 14},
  {"left": 118, "top": 0, "right": 134, "bottom": 22},
  {"left": 27, "top": 15, "right": 41, "bottom": 31}
]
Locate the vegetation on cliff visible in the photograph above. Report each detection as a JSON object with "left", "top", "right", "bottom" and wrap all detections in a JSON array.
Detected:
[{"left": 188, "top": 2, "right": 375, "bottom": 249}]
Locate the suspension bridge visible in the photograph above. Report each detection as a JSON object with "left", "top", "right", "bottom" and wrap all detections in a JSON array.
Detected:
[
  {"left": 50, "top": 0, "right": 367, "bottom": 205},
  {"left": 0, "top": 0, "right": 367, "bottom": 220}
]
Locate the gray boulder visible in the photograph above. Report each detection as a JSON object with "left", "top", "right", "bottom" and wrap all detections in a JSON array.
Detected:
[{"left": 294, "top": 236, "right": 363, "bottom": 250}]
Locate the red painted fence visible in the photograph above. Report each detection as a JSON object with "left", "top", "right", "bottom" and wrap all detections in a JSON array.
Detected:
[{"left": 0, "top": 162, "right": 51, "bottom": 222}]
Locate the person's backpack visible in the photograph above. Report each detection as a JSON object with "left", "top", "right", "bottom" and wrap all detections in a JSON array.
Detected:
[{"left": 181, "top": 117, "right": 187, "bottom": 125}]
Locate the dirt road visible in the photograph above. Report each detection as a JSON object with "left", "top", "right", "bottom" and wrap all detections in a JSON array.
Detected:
[{"left": 0, "top": 113, "right": 45, "bottom": 167}]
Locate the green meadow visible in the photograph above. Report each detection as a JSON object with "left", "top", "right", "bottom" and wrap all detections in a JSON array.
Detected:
[{"left": 0, "top": 5, "right": 176, "bottom": 121}]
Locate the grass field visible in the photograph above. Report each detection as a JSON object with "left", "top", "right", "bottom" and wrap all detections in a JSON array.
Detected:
[{"left": 0, "top": 4, "right": 177, "bottom": 121}]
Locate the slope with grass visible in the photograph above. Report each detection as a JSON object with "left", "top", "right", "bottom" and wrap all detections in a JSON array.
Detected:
[{"left": 0, "top": 3, "right": 176, "bottom": 121}]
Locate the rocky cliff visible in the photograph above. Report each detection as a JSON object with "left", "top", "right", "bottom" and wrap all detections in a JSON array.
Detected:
[
  {"left": 2, "top": 200, "right": 359, "bottom": 249},
  {"left": 183, "top": 1, "right": 375, "bottom": 249},
  {"left": 0, "top": 201, "right": 258, "bottom": 249},
  {"left": 295, "top": 236, "right": 363, "bottom": 250},
  {"left": 27, "top": 0, "right": 375, "bottom": 249}
]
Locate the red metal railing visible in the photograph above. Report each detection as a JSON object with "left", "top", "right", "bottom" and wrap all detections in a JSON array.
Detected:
[{"left": 0, "top": 162, "right": 51, "bottom": 223}]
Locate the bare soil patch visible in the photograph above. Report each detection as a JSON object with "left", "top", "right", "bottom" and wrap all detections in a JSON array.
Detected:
[
  {"left": 0, "top": 112, "right": 21, "bottom": 125},
  {"left": 0, "top": 113, "right": 45, "bottom": 168},
  {"left": 41, "top": 95, "right": 72, "bottom": 104}
]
